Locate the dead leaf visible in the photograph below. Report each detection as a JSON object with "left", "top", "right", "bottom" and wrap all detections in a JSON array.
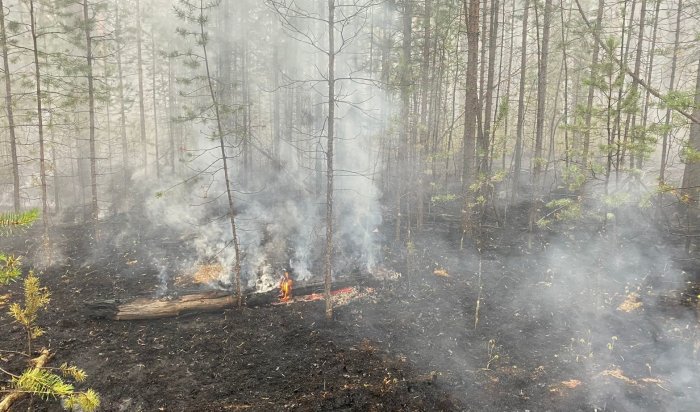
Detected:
[{"left": 433, "top": 268, "right": 449, "bottom": 277}]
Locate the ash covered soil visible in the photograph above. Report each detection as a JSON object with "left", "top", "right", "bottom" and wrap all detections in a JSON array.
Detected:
[{"left": 1, "top": 210, "right": 699, "bottom": 411}]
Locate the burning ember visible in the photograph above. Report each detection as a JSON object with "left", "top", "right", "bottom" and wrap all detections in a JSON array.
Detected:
[{"left": 279, "top": 271, "right": 293, "bottom": 302}]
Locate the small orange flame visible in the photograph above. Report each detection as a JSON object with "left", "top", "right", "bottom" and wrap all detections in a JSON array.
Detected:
[{"left": 279, "top": 271, "right": 293, "bottom": 302}]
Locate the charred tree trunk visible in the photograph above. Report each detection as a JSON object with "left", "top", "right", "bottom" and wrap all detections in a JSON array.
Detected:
[{"left": 0, "top": 0, "right": 20, "bottom": 212}]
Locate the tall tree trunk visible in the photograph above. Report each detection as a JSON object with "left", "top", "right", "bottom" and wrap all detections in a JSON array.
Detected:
[
  {"left": 616, "top": 0, "right": 636, "bottom": 175},
  {"left": 151, "top": 32, "right": 160, "bottom": 179},
  {"left": 680, "top": 59, "right": 700, "bottom": 252},
  {"left": 115, "top": 2, "right": 129, "bottom": 202},
  {"left": 416, "top": 0, "right": 432, "bottom": 230},
  {"left": 167, "top": 53, "right": 176, "bottom": 175},
  {"left": 639, "top": 0, "right": 660, "bottom": 171},
  {"left": 533, "top": 0, "right": 551, "bottom": 184},
  {"left": 560, "top": 0, "right": 570, "bottom": 169},
  {"left": 659, "top": 0, "right": 682, "bottom": 215},
  {"left": 395, "top": 0, "right": 412, "bottom": 243},
  {"left": 582, "top": 0, "right": 604, "bottom": 171},
  {"left": 0, "top": 0, "right": 20, "bottom": 212},
  {"left": 512, "top": 0, "right": 529, "bottom": 200},
  {"left": 325, "top": 0, "right": 336, "bottom": 320},
  {"left": 198, "top": 0, "right": 242, "bottom": 307},
  {"left": 83, "top": 0, "right": 98, "bottom": 225},
  {"left": 29, "top": 0, "right": 48, "bottom": 233},
  {"left": 272, "top": 44, "right": 281, "bottom": 161},
  {"left": 626, "top": 0, "right": 647, "bottom": 170},
  {"left": 136, "top": 0, "right": 147, "bottom": 173},
  {"left": 461, "top": 0, "right": 480, "bottom": 248},
  {"left": 482, "top": 0, "right": 499, "bottom": 174}
]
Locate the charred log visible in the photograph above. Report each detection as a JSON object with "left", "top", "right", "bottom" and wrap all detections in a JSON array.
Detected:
[{"left": 86, "top": 278, "right": 374, "bottom": 320}]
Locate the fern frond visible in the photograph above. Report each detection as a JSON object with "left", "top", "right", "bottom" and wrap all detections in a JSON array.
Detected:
[
  {"left": 12, "top": 367, "right": 74, "bottom": 400},
  {"left": 59, "top": 363, "right": 88, "bottom": 382}
]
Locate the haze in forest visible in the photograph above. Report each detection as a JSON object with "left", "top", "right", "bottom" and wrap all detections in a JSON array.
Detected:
[{"left": 0, "top": 0, "right": 699, "bottom": 408}]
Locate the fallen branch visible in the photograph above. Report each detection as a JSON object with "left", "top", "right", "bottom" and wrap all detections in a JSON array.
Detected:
[{"left": 0, "top": 349, "right": 51, "bottom": 412}]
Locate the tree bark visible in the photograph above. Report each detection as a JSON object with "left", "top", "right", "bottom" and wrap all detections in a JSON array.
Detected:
[
  {"left": 0, "top": 0, "right": 20, "bottom": 212},
  {"left": 395, "top": 0, "right": 412, "bottom": 244},
  {"left": 29, "top": 0, "right": 48, "bottom": 233},
  {"left": 659, "top": 0, "right": 682, "bottom": 201},
  {"left": 325, "top": 0, "right": 336, "bottom": 320},
  {"left": 582, "top": 0, "right": 604, "bottom": 170},
  {"left": 136, "top": 0, "right": 148, "bottom": 173},
  {"left": 115, "top": 3, "right": 129, "bottom": 202},
  {"left": 461, "top": 0, "right": 480, "bottom": 248},
  {"left": 512, "top": 0, "right": 528, "bottom": 199},
  {"left": 533, "top": 0, "right": 551, "bottom": 184},
  {"left": 83, "top": 0, "right": 98, "bottom": 224},
  {"left": 482, "top": 0, "right": 499, "bottom": 174},
  {"left": 151, "top": 31, "right": 160, "bottom": 179},
  {"left": 197, "top": 0, "right": 243, "bottom": 307}
]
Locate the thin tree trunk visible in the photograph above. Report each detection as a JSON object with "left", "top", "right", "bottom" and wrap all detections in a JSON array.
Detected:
[
  {"left": 626, "top": 0, "right": 647, "bottom": 170},
  {"left": 151, "top": 32, "right": 160, "bottom": 179},
  {"left": 533, "top": 0, "right": 551, "bottom": 184},
  {"left": 512, "top": 0, "right": 529, "bottom": 200},
  {"left": 461, "top": 0, "right": 480, "bottom": 248},
  {"left": 659, "top": 0, "right": 682, "bottom": 214},
  {"left": 417, "top": 0, "right": 432, "bottom": 230},
  {"left": 395, "top": 0, "right": 412, "bottom": 243},
  {"left": 639, "top": 0, "right": 660, "bottom": 170},
  {"left": 168, "top": 54, "right": 176, "bottom": 174},
  {"left": 115, "top": 3, "right": 129, "bottom": 202},
  {"left": 561, "top": 0, "right": 570, "bottom": 169},
  {"left": 29, "top": 0, "right": 48, "bottom": 232},
  {"left": 582, "top": 0, "right": 604, "bottom": 171},
  {"left": 482, "top": 0, "right": 499, "bottom": 174},
  {"left": 83, "top": 0, "right": 98, "bottom": 224},
  {"left": 325, "top": 0, "right": 336, "bottom": 320},
  {"left": 0, "top": 0, "right": 20, "bottom": 212},
  {"left": 136, "top": 0, "right": 147, "bottom": 173},
  {"left": 198, "top": 0, "right": 242, "bottom": 307}
]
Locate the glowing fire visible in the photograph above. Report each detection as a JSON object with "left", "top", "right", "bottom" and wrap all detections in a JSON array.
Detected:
[{"left": 279, "top": 271, "right": 293, "bottom": 302}]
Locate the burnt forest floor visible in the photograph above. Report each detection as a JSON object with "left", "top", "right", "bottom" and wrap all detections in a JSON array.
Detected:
[{"left": 1, "top": 205, "right": 699, "bottom": 411}]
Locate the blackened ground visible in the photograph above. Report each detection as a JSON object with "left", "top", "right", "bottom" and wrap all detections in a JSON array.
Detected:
[{"left": 0, "top": 207, "right": 698, "bottom": 411}]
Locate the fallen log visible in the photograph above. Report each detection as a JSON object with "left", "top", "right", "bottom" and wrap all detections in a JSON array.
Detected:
[
  {"left": 86, "top": 290, "right": 237, "bottom": 320},
  {"left": 0, "top": 349, "right": 51, "bottom": 412},
  {"left": 86, "top": 278, "right": 373, "bottom": 320}
]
